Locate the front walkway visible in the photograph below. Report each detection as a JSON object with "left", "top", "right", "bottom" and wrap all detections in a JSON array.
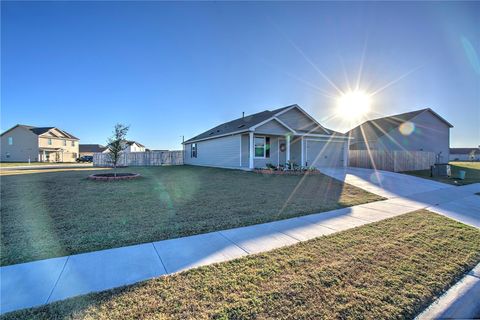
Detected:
[{"left": 1, "top": 172, "right": 479, "bottom": 315}]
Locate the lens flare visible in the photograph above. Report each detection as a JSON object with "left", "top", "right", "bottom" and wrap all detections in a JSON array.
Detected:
[
  {"left": 336, "top": 90, "right": 371, "bottom": 120},
  {"left": 399, "top": 121, "right": 415, "bottom": 136}
]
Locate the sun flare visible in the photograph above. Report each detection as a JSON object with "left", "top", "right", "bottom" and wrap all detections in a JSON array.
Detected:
[{"left": 336, "top": 90, "right": 372, "bottom": 120}]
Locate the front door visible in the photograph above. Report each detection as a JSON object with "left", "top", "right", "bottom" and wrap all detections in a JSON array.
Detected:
[{"left": 278, "top": 138, "right": 287, "bottom": 166}]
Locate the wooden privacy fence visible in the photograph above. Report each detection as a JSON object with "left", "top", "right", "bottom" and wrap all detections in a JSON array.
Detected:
[
  {"left": 348, "top": 150, "right": 436, "bottom": 172},
  {"left": 93, "top": 151, "right": 184, "bottom": 167}
]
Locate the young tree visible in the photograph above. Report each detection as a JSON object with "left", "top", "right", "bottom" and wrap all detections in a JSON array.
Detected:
[{"left": 107, "top": 123, "right": 129, "bottom": 177}]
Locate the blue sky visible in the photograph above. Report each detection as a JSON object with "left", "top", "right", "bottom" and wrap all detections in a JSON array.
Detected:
[{"left": 2, "top": 1, "right": 479, "bottom": 150}]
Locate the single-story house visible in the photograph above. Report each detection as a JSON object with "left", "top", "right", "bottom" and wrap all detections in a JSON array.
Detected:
[
  {"left": 0, "top": 124, "right": 79, "bottom": 162},
  {"left": 347, "top": 108, "right": 453, "bottom": 163},
  {"left": 79, "top": 144, "right": 108, "bottom": 157},
  {"left": 124, "top": 141, "right": 146, "bottom": 153},
  {"left": 449, "top": 148, "right": 480, "bottom": 161},
  {"left": 183, "top": 104, "right": 350, "bottom": 170}
]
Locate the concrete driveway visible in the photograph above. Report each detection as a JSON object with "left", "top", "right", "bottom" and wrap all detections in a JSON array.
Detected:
[
  {"left": 322, "top": 167, "right": 480, "bottom": 228},
  {"left": 321, "top": 167, "right": 452, "bottom": 198}
]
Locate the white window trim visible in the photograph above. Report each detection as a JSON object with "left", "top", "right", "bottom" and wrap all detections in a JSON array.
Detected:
[
  {"left": 191, "top": 143, "right": 198, "bottom": 158},
  {"left": 254, "top": 135, "right": 268, "bottom": 159}
]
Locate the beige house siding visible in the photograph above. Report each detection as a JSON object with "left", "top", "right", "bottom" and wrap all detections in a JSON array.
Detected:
[
  {"left": 0, "top": 126, "right": 39, "bottom": 162},
  {"left": 38, "top": 130, "right": 79, "bottom": 162}
]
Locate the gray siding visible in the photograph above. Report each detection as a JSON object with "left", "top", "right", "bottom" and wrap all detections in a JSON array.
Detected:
[
  {"left": 0, "top": 127, "right": 38, "bottom": 162},
  {"left": 241, "top": 134, "right": 249, "bottom": 168},
  {"left": 290, "top": 138, "right": 302, "bottom": 165},
  {"left": 255, "top": 119, "right": 291, "bottom": 135},
  {"left": 377, "top": 111, "right": 451, "bottom": 163},
  {"left": 184, "top": 135, "right": 241, "bottom": 168},
  {"left": 277, "top": 108, "right": 319, "bottom": 132}
]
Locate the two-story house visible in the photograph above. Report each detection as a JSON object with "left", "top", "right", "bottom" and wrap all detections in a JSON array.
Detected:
[{"left": 0, "top": 124, "right": 80, "bottom": 162}]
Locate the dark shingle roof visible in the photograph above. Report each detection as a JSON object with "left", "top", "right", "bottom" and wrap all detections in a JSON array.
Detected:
[
  {"left": 30, "top": 127, "right": 55, "bottom": 135},
  {"left": 348, "top": 108, "right": 452, "bottom": 142},
  {"left": 184, "top": 105, "right": 294, "bottom": 143},
  {"left": 79, "top": 144, "right": 107, "bottom": 153},
  {"left": 450, "top": 148, "right": 479, "bottom": 154},
  {"left": 0, "top": 124, "right": 79, "bottom": 140},
  {"left": 125, "top": 140, "right": 145, "bottom": 148}
]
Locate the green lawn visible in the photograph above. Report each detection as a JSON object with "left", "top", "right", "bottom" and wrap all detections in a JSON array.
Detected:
[
  {"left": 403, "top": 161, "right": 480, "bottom": 185},
  {"left": 0, "top": 165, "right": 383, "bottom": 266},
  {"left": 4, "top": 211, "right": 480, "bottom": 320}
]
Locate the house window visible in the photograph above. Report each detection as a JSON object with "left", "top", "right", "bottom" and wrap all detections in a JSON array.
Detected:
[
  {"left": 6, "top": 152, "right": 10, "bottom": 158},
  {"left": 48, "top": 138, "right": 52, "bottom": 145},
  {"left": 191, "top": 143, "right": 197, "bottom": 158},
  {"left": 71, "top": 141, "right": 75, "bottom": 146},
  {"left": 63, "top": 140, "right": 67, "bottom": 146},
  {"left": 7, "top": 137, "right": 13, "bottom": 145},
  {"left": 254, "top": 136, "right": 270, "bottom": 158}
]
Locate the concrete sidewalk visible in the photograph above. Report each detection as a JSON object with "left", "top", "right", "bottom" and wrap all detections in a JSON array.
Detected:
[{"left": 2, "top": 182, "right": 479, "bottom": 314}]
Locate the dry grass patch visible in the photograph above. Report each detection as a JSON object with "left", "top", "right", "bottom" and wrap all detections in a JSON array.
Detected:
[
  {"left": 4, "top": 210, "right": 480, "bottom": 319},
  {"left": 1, "top": 165, "right": 382, "bottom": 266}
]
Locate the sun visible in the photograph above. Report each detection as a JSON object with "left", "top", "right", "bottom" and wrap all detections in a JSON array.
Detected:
[{"left": 336, "top": 90, "right": 372, "bottom": 120}]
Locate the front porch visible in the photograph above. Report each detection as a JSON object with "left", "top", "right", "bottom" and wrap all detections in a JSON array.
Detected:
[
  {"left": 240, "top": 131, "right": 349, "bottom": 170},
  {"left": 38, "top": 148, "right": 76, "bottom": 163}
]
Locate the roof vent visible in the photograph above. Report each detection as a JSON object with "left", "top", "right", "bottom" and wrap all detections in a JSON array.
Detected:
[{"left": 238, "top": 124, "right": 245, "bottom": 128}]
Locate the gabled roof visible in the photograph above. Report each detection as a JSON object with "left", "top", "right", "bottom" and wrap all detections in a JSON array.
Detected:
[
  {"left": 184, "top": 105, "right": 293, "bottom": 144},
  {"left": 348, "top": 108, "right": 453, "bottom": 141},
  {"left": 450, "top": 147, "right": 479, "bottom": 154},
  {"left": 125, "top": 140, "right": 145, "bottom": 148},
  {"left": 184, "top": 104, "right": 335, "bottom": 144},
  {"left": 79, "top": 144, "right": 107, "bottom": 153},
  {"left": 0, "top": 124, "right": 79, "bottom": 140}
]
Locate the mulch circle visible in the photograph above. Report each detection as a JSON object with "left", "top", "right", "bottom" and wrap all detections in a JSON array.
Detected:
[{"left": 87, "top": 173, "right": 141, "bottom": 181}]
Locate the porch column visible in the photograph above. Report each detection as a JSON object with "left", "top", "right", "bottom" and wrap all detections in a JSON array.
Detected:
[
  {"left": 286, "top": 134, "right": 291, "bottom": 163},
  {"left": 301, "top": 136, "right": 304, "bottom": 167},
  {"left": 42, "top": 150, "right": 46, "bottom": 162},
  {"left": 249, "top": 132, "right": 254, "bottom": 169}
]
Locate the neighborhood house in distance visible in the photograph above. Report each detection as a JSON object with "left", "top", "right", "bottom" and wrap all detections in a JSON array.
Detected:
[
  {"left": 183, "top": 104, "right": 349, "bottom": 170},
  {"left": 347, "top": 108, "right": 453, "bottom": 163},
  {"left": 123, "top": 141, "right": 146, "bottom": 153},
  {"left": 79, "top": 141, "right": 147, "bottom": 157},
  {"left": 79, "top": 144, "right": 108, "bottom": 157},
  {"left": 0, "top": 124, "right": 79, "bottom": 162},
  {"left": 449, "top": 147, "right": 480, "bottom": 161}
]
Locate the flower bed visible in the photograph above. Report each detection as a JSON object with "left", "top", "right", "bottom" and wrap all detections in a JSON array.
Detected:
[
  {"left": 254, "top": 169, "right": 321, "bottom": 175},
  {"left": 87, "top": 173, "right": 141, "bottom": 181}
]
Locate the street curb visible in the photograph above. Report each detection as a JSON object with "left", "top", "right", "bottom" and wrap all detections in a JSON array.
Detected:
[{"left": 415, "top": 263, "right": 480, "bottom": 320}]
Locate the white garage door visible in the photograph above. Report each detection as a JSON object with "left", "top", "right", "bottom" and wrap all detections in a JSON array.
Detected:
[{"left": 306, "top": 140, "right": 344, "bottom": 168}]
